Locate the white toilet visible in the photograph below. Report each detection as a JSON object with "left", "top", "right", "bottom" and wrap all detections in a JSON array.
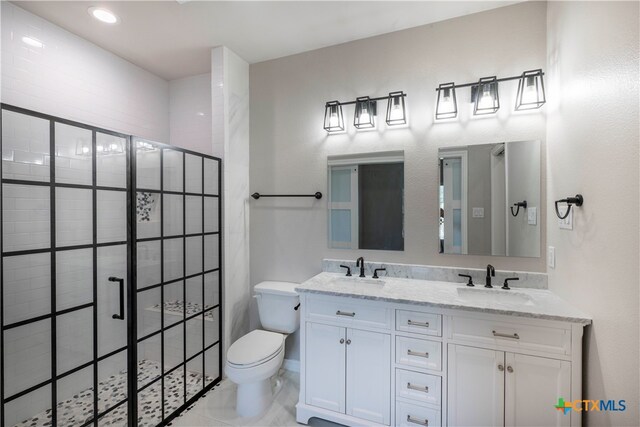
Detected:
[{"left": 225, "top": 281, "right": 300, "bottom": 417}]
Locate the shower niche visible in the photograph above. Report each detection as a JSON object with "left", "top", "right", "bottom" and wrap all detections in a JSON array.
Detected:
[{"left": 0, "top": 104, "right": 222, "bottom": 427}]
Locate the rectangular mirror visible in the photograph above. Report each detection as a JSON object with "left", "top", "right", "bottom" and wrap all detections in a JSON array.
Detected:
[
  {"left": 328, "top": 151, "right": 404, "bottom": 251},
  {"left": 438, "top": 140, "right": 540, "bottom": 257}
]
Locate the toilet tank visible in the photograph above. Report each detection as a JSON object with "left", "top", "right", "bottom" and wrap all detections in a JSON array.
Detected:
[{"left": 254, "top": 281, "right": 300, "bottom": 334}]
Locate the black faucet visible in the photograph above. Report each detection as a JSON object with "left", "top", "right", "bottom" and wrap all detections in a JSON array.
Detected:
[
  {"left": 373, "top": 268, "right": 386, "bottom": 279},
  {"left": 485, "top": 264, "right": 495, "bottom": 288},
  {"left": 356, "top": 257, "right": 365, "bottom": 278}
]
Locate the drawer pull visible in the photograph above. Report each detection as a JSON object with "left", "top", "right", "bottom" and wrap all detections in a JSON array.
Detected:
[
  {"left": 407, "top": 415, "right": 428, "bottom": 426},
  {"left": 336, "top": 310, "right": 355, "bottom": 317},
  {"left": 407, "top": 320, "right": 430, "bottom": 328},
  {"left": 492, "top": 330, "right": 520, "bottom": 340},
  {"left": 407, "top": 349, "right": 429, "bottom": 358},
  {"left": 407, "top": 382, "right": 429, "bottom": 393}
]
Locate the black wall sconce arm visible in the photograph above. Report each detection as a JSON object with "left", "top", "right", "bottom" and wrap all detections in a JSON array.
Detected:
[
  {"left": 555, "top": 194, "right": 584, "bottom": 219},
  {"left": 251, "top": 192, "right": 322, "bottom": 200},
  {"left": 510, "top": 200, "right": 527, "bottom": 217}
]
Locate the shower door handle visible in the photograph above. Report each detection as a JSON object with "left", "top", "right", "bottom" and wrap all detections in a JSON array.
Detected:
[{"left": 108, "top": 277, "right": 125, "bottom": 320}]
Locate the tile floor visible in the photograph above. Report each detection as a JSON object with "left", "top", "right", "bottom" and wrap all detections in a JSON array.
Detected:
[
  {"left": 14, "top": 360, "right": 212, "bottom": 427},
  {"left": 171, "top": 370, "right": 341, "bottom": 427}
]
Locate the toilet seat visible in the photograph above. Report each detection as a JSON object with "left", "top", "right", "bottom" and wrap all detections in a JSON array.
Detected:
[{"left": 227, "top": 329, "right": 284, "bottom": 368}]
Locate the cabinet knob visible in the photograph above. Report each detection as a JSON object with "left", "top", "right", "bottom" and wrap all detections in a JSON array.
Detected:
[
  {"left": 339, "top": 338, "right": 345, "bottom": 344},
  {"left": 507, "top": 366, "right": 514, "bottom": 373},
  {"left": 498, "top": 364, "right": 505, "bottom": 372},
  {"left": 346, "top": 339, "right": 351, "bottom": 345}
]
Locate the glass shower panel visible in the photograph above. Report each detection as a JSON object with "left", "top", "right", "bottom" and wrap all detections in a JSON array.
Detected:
[
  {"left": 96, "top": 133, "right": 127, "bottom": 188},
  {"left": 55, "top": 187, "right": 92, "bottom": 247},
  {"left": 2, "top": 105, "right": 222, "bottom": 426},
  {"left": 3, "top": 252, "right": 51, "bottom": 324},
  {"left": 56, "top": 248, "right": 92, "bottom": 311},
  {"left": 56, "top": 366, "right": 94, "bottom": 425},
  {"left": 2, "top": 183, "right": 50, "bottom": 252},
  {"left": 1, "top": 109, "right": 50, "bottom": 182},
  {"left": 97, "top": 245, "right": 128, "bottom": 356},
  {"left": 97, "top": 190, "right": 127, "bottom": 244},
  {"left": 54, "top": 123, "right": 92, "bottom": 185}
]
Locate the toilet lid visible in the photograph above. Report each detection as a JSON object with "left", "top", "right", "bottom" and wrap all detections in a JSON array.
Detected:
[{"left": 227, "top": 330, "right": 284, "bottom": 367}]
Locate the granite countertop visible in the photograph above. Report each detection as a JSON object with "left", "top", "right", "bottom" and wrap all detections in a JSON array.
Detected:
[{"left": 296, "top": 272, "right": 591, "bottom": 325}]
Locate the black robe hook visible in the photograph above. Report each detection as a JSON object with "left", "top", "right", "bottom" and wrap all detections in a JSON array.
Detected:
[
  {"left": 555, "top": 194, "right": 584, "bottom": 219},
  {"left": 510, "top": 200, "right": 527, "bottom": 217}
]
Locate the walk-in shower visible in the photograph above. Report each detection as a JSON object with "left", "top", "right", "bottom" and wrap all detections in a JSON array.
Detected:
[{"left": 0, "top": 104, "right": 222, "bottom": 426}]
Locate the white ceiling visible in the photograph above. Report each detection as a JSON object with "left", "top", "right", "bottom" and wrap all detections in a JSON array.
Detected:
[{"left": 14, "top": 1, "right": 521, "bottom": 81}]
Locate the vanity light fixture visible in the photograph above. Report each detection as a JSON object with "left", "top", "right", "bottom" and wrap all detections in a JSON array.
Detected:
[
  {"left": 354, "top": 96, "right": 376, "bottom": 129},
  {"left": 88, "top": 7, "right": 120, "bottom": 24},
  {"left": 386, "top": 91, "right": 407, "bottom": 125},
  {"left": 324, "top": 92, "right": 407, "bottom": 133},
  {"left": 473, "top": 76, "right": 500, "bottom": 115},
  {"left": 323, "top": 101, "right": 345, "bottom": 133},
  {"left": 515, "top": 69, "right": 546, "bottom": 110},
  {"left": 435, "top": 83, "right": 458, "bottom": 120},
  {"left": 435, "top": 70, "right": 545, "bottom": 119}
]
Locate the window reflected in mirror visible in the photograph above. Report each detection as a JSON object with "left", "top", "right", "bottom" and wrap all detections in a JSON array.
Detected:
[{"left": 328, "top": 152, "right": 404, "bottom": 251}]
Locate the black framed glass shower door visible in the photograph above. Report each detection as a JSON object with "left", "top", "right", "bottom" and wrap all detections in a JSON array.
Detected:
[
  {"left": 0, "top": 104, "right": 222, "bottom": 427},
  {"left": 133, "top": 138, "right": 222, "bottom": 426}
]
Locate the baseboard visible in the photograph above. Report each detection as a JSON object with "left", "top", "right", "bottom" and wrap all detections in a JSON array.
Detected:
[{"left": 282, "top": 358, "right": 300, "bottom": 373}]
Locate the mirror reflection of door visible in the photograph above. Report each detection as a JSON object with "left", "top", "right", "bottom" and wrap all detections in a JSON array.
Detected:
[{"left": 439, "top": 152, "right": 467, "bottom": 254}]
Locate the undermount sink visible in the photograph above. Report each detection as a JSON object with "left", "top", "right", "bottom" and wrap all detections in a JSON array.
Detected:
[
  {"left": 330, "top": 277, "right": 386, "bottom": 287},
  {"left": 457, "top": 286, "right": 534, "bottom": 305}
]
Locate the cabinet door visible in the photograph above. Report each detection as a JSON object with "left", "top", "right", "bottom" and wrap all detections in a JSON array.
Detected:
[
  {"left": 505, "top": 353, "right": 571, "bottom": 427},
  {"left": 447, "top": 344, "right": 504, "bottom": 427},
  {"left": 305, "top": 322, "right": 346, "bottom": 413},
  {"left": 346, "top": 328, "right": 391, "bottom": 425}
]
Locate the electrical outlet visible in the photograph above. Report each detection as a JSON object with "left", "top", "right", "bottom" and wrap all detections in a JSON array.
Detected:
[
  {"left": 472, "top": 207, "right": 485, "bottom": 218},
  {"left": 558, "top": 206, "right": 573, "bottom": 230},
  {"left": 548, "top": 246, "right": 556, "bottom": 269},
  {"left": 528, "top": 207, "right": 537, "bottom": 225}
]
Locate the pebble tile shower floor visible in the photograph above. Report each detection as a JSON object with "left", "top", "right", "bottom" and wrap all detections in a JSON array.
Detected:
[{"left": 14, "top": 360, "right": 212, "bottom": 427}]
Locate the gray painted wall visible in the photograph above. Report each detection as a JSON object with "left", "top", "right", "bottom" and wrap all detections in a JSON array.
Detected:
[{"left": 249, "top": 2, "right": 548, "bottom": 360}]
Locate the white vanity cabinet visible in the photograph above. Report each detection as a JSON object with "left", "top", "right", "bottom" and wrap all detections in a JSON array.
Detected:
[
  {"left": 303, "top": 296, "right": 392, "bottom": 425},
  {"left": 296, "top": 289, "right": 587, "bottom": 427}
]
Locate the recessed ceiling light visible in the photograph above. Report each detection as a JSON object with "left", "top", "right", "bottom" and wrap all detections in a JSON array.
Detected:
[
  {"left": 22, "top": 36, "right": 44, "bottom": 48},
  {"left": 88, "top": 7, "right": 120, "bottom": 24}
]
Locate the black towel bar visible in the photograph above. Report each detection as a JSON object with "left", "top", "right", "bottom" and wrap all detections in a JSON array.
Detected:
[{"left": 251, "top": 192, "right": 322, "bottom": 200}]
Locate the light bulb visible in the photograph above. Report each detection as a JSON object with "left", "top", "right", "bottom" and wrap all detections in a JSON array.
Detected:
[
  {"left": 522, "top": 76, "right": 537, "bottom": 104},
  {"left": 82, "top": 146, "right": 90, "bottom": 154},
  {"left": 478, "top": 84, "right": 494, "bottom": 110},
  {"left": 389, "top": 97, "right": 403, "bottom": 121},
  {"left": 329, "top": 107, "right": 339, "bottom": 128}
]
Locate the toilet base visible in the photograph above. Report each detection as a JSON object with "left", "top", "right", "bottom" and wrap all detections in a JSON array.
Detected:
[{"left": 236, "top": 378, "right": 272, "bottom": 417}]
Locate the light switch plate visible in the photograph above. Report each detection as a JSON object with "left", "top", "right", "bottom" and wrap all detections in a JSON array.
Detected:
[
  {"left": 558, "top": 206, "right": 573, "bottom": 230},
  {"left": 527, "top": 207, "right": 537, "bottom": 225},
  {"left": 472, "top": 207, "right": 484, "bottom": 218},
  {"left": 548, "top": 246, "right": 555, "bottom": 268}
]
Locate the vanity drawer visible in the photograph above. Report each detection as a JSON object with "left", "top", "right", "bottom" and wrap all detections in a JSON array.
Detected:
[
  {"left": 450, "top": 316, "right": 571, "bottom": 355},
  {"left": 396, "top": 336, "right": 442, "bottom": 371},
  {"left": 396, "top": 369, "right": 441, "bottom": 406},
  {"left": 306, "top": 295, "right": 391, "bottom": 330},
  {"left": 396, "top": 401, "right": 441, "bottom": 427},
  {"left": 396, "top": 310, "right": 441, "bottom": 337}
]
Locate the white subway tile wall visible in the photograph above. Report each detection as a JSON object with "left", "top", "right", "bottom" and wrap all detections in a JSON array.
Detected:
[
  {"left": 1, "top": 2, "right": 170, "bottom": 142},
  {"left": 169, "top": 74, "right": 212, "bottom": 155},
  {"left": 54, "top": 123, "right": 92, "bottom": 185},
  {"left": 3, "top": 253, "right": 51, "bottom": 324},
  {"left": 55, "top": 187, "right": 92, "bottom": 246},
  {"left": 96, "top": 134, "right": 127, "bottom": 188},
  {"left": 1, "top": 109, "right": 50, "bottom": 182}
]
